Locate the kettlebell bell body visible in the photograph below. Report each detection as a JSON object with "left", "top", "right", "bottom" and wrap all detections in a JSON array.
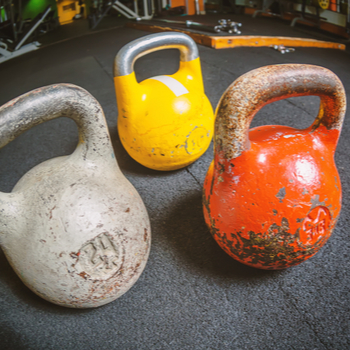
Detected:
[
  {"left": 0, "top": 84, "right": 151, "bottom": 307},
  {"left": 203, "top": 64, "right": 346, "bottom": 270},
  {"left": 114, "top": 32, "right": 214, "bottom": 171}
]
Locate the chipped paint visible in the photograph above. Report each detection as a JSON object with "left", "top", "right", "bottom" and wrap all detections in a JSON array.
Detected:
[
  {"left": 0, "top": 84, "right": 151, "bottom": 308},
  {"left": 203, "top": 64, "right": 345, "bottom": 270},
  {"left": 276, "top": 188, "right": 286, "bottom": 203}
]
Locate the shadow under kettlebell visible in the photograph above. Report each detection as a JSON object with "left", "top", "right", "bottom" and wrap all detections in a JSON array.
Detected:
[{"left": 162, "top": 190, "right": 284, "bottom": 280}]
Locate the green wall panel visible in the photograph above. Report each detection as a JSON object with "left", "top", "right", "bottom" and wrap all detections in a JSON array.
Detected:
[{"left": 22, "top": 0, "right": 58, "bottom": 19}]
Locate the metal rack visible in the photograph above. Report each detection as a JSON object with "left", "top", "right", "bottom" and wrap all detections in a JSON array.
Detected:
[
  {"left": 0, "top": 1, "right": 54, "bottom": 63},
  {"left": 252, "top": 0, "right": 348, "bottom": 30}
]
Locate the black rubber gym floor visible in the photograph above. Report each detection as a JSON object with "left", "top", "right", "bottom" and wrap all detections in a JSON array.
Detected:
[{"left": 0, "top": 14, "right": 349, "bottom": 350}]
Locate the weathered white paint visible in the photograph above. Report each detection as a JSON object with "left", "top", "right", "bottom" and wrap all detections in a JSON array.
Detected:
[
  {"left": 0, "top": 84, "right": 151, "bottom": 308},
  {"left": 149, "top": 75, "right": 189, "bottom": 97}
]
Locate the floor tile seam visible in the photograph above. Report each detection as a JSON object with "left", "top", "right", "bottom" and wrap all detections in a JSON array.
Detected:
[
  {"left": 276, "top": 284, "right": 331, "bottom": 350},
  {"left": 199, "top": 57, "right": 238, "bottom": 80},
  {"left": 185, "top": 167, "right": 202, "bottom": 189},
  {"left": 284, "top": 98, "right": 315, "bottom": 118},
  {"left": 40, "top": 25, "right": 125, "bottom": 50},
  {"left": 93, "top": 56, "right": 114, "bottom": 82}
]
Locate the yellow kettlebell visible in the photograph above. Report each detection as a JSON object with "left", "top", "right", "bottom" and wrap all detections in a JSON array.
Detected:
[
  {"left": 113, "top": 32, "right": 214, "bottom": 171},
  {"left": 314, "top": 0, "right": 329, "bottom": 9}
]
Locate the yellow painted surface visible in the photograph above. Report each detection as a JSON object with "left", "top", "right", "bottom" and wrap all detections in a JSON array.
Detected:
[
  {"left": 114, "top": 58, "right": 214, "bottom": 171},
  {"left": 56, "top": 0, "right": 80, "bottom": 25},
  {"left": 317, "top": 0, "right": 330, "bottom": 10}
]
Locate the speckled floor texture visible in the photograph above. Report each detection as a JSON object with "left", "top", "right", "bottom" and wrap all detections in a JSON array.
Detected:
[{"left": 0, "top": 13, "right": 350, "bottom": 350}]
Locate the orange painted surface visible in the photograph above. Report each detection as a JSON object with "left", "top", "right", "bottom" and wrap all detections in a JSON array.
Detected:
[
  {"left": 203, "top": 125, "right": 341, "bottom": 269},
  {"left": 212, "top": 36, "right": 345, "bottom": 50},
  {"left": 187, "top": 1, "right": 195, "bottom": 15},
  {"left": 171, "top": 0, "right": 186, "bottom": 8},
  {"left": 171, "top": 0, "right": 205, "bottom": 14},
  {"left": 244, "top": 7, "right": 255, "bottom": 14},
  {"left": 202, "top": 64, "right": 345, "bottom": 270},
  {"left": 329, "top": 0, "right": 337, "bottom": 11}
]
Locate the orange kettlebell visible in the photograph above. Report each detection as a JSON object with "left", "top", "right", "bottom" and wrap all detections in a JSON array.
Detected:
[{"left": 203, "top": 64, "right": 346, "bottom": 270}]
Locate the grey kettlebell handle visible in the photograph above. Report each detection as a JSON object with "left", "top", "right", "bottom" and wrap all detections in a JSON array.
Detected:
[
  {"left": 0, "top": 84, "right": 112, "bottom": 158},
  {"left": 114, "top": 32, "right": 199, "bottom": 77},
  {"left": 215, "top": 64, "right": 346, "bottom": 160}
]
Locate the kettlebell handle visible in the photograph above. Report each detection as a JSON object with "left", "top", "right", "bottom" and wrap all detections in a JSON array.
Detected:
[
  {"left": 0, "top": 84, "right": 113, "bottom": 159},
  {"left": 114, "top": 32, "right": 199, "bottom": 77},
  {"left": 215, "top": 64, "right": 346, "bottom": 159}
]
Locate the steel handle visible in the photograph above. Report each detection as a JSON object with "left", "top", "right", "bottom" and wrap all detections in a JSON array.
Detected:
[
  {"left": 0, "top": 84, "right": 112, "bottom": 157},
  {"left": 114, "top": 32, "right": 199, "bottom": 77},
  {"left": 215, "top": 64, "right": 346, "bottom": 160}
]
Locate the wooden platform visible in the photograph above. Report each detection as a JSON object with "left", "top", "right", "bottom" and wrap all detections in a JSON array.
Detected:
[{"left": 126, "top": 22, "right": 346, "bottom": 50}]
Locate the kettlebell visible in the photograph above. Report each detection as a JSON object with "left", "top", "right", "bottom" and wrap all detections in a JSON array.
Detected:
[
  {"left": 203, "top": 64, "right": 346, "bottom": 270},
  {"left": 114, "top": 32, "right": 214, "bottom": 171},
  {"left": 0, "top": 84, "right": 151, "bottom": 307}
]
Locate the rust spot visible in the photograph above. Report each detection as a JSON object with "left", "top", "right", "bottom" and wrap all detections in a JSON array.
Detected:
[
  {"left": 218, "top": 162, "right": 225, "bottom": 174},
  {"left": 125, "top": 208, "right": 130, "bottom": 213},
  {"left": 212, "top": 217, "right": 322, "bottom": 269},
  {"left": 144, "top": 228, "right": 148, "bottom": 242},
  {"left": 78, "top": 271, "right": 89, "bottom": 280},
  {"left": 49, "top": 205, "right": 56, "bottom": 220}
]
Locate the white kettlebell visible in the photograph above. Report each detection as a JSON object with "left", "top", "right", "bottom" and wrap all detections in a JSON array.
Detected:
[{"left": 0, "top": 84, "right": 151, "bottom": 308}]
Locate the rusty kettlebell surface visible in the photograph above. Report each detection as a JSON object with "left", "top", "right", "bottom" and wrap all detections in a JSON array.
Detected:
[
  {"left": 203, "top": 64, "right": 346, "bottom": 270},
  {"left": 0, "top": 84, "right": 151, "bottom": 307}
]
